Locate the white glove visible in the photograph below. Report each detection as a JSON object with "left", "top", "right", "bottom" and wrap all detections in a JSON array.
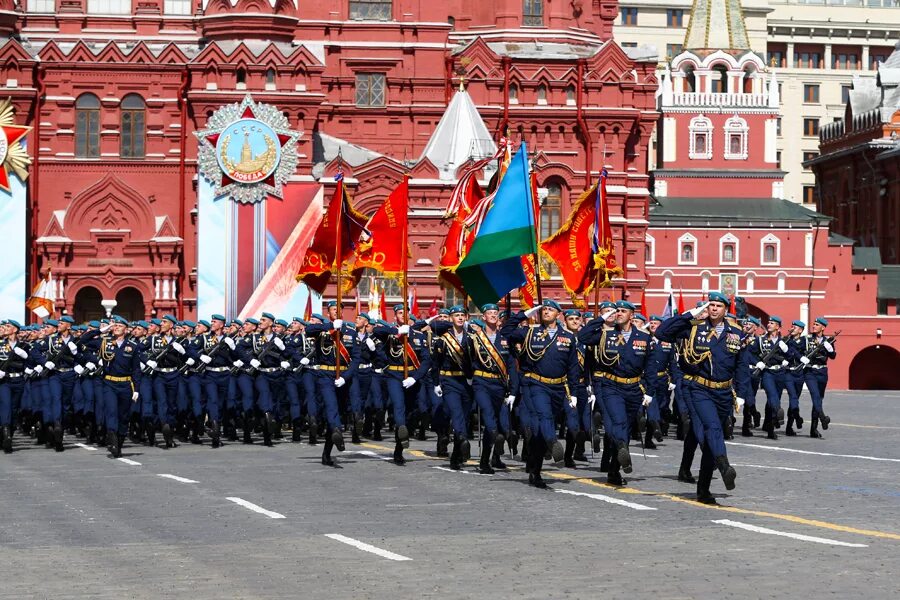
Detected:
[
  {"left": 823, "top": 341, "right": 833, "bottom": 352},
  {"left": 74, "top": 365, "right": 84, "bottom": 375},
  {"left": 374, "top": 368, "right": 383, "bottom": 374},
  {"left": 14, "top": 347, "right": 28, "bottom": 359},
  {"left": 300, "top": 357, "right": 311, "bottom": 366},
  {"left": 668, "top": 382, "right": 676, "bottom": 391},
  {"left": 233, "top": 360, "right": 244, "bottom": 368},
  {"left": 755, "top": 361, "right": 766, "bottom": 370},
  {"left": 186, "top": 358, "right": 196, "bottom": 366},
  {"left": 568, "top": 396, "right": 578, "bottom": 409},
  {"left": 280, "top": 361, "right": 291, "bottom": 369},
  {"left": 425, "top": 315, "right": 439, "bottom": 325},
  {"left": 800, "top": 356, "right": 811, "bottom": 365},
  {"left": 332, "top": 319, "right": 343, "bottom": 330},
  {"left": 140, "top": 362, "right": 146, "bottom": 370},
  {"left": 688, "top": 302, "right": 710, "bottom": 318},
  {"left": 781, "top": 360, "right": 789, "bottom": 367},
  {"left": 44, "top": 361, "right": 55, "bottom": 370},
  {"left": 24, "top": 367, "right": 33, "bottom": 376},
  {"left": 0, "top": 370, "right": 5, "bottom": 379},
  {"left": 588, "top": 394, "right": 596, "bottom": 409},
  {"left": 397, "top": 325, "right": 410, "bottom": 336},
  {"left": 778, "top": 341, "right": 788, "bottom": 353},
  {"left": 734, "top": 397, "right": 745, "bottom": 414},
  {"left": 365, "top": 338, "right": 376, "bottom": 351},
  {"left": 642, "top": 394, "right": 653, "bottom": 407},
  {"left": 402, "top": 376, "right": 416, "bottom": 388},
  {"left": 131, "top": 392, "right": 140, "bottom": 402},
  {"left": 434, "top": 385, "right": 443, "bottom": 397},
  {"left": 600, "top": 308, "right": 617, "bottom": 321},
  {"left": 466, "top": 378, "right": 473, "bottom": 386},
  {"left": 525, "top": 305, "right": 542, "bottom": 319},
  {"left": 334, "top": 376, "right": 346, "bottom": 388},
  {"left": 85, "top": 362, "right": 96, "bottom": 371},
  {"left": 200, "top": 355, "right": 212, "bottom": 364},
  {"left": 146, "top": 360, "right": 158, "bottom": 370},
  {"left": 99, "top": 323, "right": 111, "bottom": 333},
  {"left": 67, "top": 341, "right": 78, "bottom": 354},
  {"left": 505, "top": 395, "right": 515, "bottom": 408},
  {"left": 34, "top": 365, "right": 44, "bottom": 374},
  {"left": 250, "top": 359, "right": 261, "bottom": 369},
  {"left": 273, "top": 337, "right": 285, "bottom": 350},
  {"left": 224, "top": 337, "right": 236, "bottom": 350},
  {"left": 172, "top": 342, "right": 185, "bottom": 354}
]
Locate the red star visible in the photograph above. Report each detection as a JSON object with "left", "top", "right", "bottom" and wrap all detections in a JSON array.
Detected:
[
  {"left": 0, "top": 123, "right": 29, "bottom": 192},
  {"left": 206, "top": 107, "right": 293, "bottom": 188}
]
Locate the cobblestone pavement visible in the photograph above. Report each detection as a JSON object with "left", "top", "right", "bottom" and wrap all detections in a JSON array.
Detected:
[{"left": 2, "top": 390, "right": 899, "bottom": 599}]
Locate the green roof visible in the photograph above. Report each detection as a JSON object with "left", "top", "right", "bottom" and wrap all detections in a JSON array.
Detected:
[
  {"left": 878, "top": 265, "right": 900, "bottom": 300},
  {"left": 852, "top": 247, "right": 883, "bottom": 271},
  {"left": 650, "top": 197, "right": 830, "bottom": 225},
  {"left": 828, "top": 232, "right": 856, "bottom": 246}
]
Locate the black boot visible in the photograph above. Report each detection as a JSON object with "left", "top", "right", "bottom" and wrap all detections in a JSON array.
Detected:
[
  {"left": 322, "top": 434, "right": 334, "bottom": 466},
  {"left": 752, "top": 406, "right": 761, "bottom": 428},
  {"left": 190, "top": 418, "right": 203, "bottom": 444},
  {"left": 397, "top": 424, "right": 410, "bottom": 449},
  {"left": 529, "top": 439, "right": 547, "bottom": 488},
  {"left": 449, "top": 437, "right": 462, "bottom": 470},
  {"left": 372, "top": 412, "right": 383, "bottom": 441},
  {"left": 563, "top": 431, "right": 576, "bottom": 468},
  {"left": 292, "top": 419, "right": 303, "bottom": 442},
  {"left": 696, "top": 466, "right": 716, "bottom": 504},
  {"left": 785, "top": 409, "right": 796, "bottom": 436},
  {"left": 794, "top": 407, "right": 804, "bottom": 429},
  {"left": 479, "top": 433, "right": 494, "bottom": 474},
  {"left": 643, "top": 426, "right": 657, "bottom": 450},
  {"left": 599, "top": 435, "right": 611, "bottom": 472},
  {"left": 108, "top": 431, "right": 121, "bottom": 458},
  {"left": 262, "top": 413, "right": 274, "bottom": 447},
  {"left": 573, "top": 430, "right": 588, "bottom": 462},
  {"left": 616, "top": 440, "right": 632, "bottom": 474},
  {"left": 436, "top": 430, "right": 449, "bottom": 457},
  {"left": 507, "top": 430, "right": 519, "bottom": 457},
  {"left": 810, "top": 412, "right": 823, "bottom": 438},
  {"left": 415, "top": 412, "right": 428, "bottom": 441},
  {"left": 1, "top": 425, "right": 12, "bottom": 454},
  {"left": 162, "top": 423, "right": 176, "bottom": 448},
  {"left": 307, "top": 415, "right": 318, "bottom": 445},
  {"left": 145, "top": 418, "right": 156, "bottom": 447},
  {"left": 776, "top": 407, "right": 785, "bottom": 428},
  {"left": 209, "top": 420, "right": 221, "bottom": 448},
  {"left": 819, "top": 412, "right": 830, "bottom": 430},
  {"left": 491, "top": 434, "right": 507, "bottom": 469},
  {"left": 741, "top": 411, "right": 754, "bottom": 437},
  {"left": 548, "top": 438, "right": 564, "bottom": 463},
  {"left": 53, "top": 420, "right": 64, "bottom": 452},
  {"left": 715, "top": 455, "right": 736, "bottom": 490},
  {"left": 607, "top": 449, "right": 625, "bottom": 486},
  {"left": 332, "top": 429, "right": 345, "bottom": 452},
  {"left": 677, "top": 466, "right": 695, "bottom": 483},
  {"left": 393, "top": 439, "right": 406, "bottom": 465}
]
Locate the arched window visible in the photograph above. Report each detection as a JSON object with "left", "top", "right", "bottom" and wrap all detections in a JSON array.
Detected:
[
  {"left": 724, "top": 115, "right": 748, "bottom": 160},
  {"left": 688, "top": 115, "right": 713, "bottom": 160},
  {"left": 120, "top": 94, "right": 145, "bottom": 159},
  {"left": 541, "top": 181, "right": 563, "bottom": 276},
  {"left": 711, "top": 64, "right": 729, "bottom": 93},
  {"left": 265, "top": 67, "right": 276, "bottom": 89},
  {"left": 720, "top": 233, "right": 739, "bottom": 265},
  {"left": 679, "top": 233, "right": 697, "bottom": 265},
  {"left": 536, "top": 84, "right": 548, "bottom": 105},
  {"left": 236, "top": 67, "right": 247, "bottom": 89},
  {"left": 509, "top": 83, "right": 519, "bottom": 104},
  {"left": 523, "top": 0, "right": 543, "bottom": 26},
  {"left": 75, "top": 93, "right": 101, "bottom": 158},
  {"left": 565, "top": 84, "right": 575, "bottom": 105},
  {"left": 683, "top": 65, "right": 696, "bottom": 92},
  {"left": 744, "top": 272, "right": 756, "bottom": 294},
  {"left": 761, "top": 234, "right": 781, "bottom": 265}
]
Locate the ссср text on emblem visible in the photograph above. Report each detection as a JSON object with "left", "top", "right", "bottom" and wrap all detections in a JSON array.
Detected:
[{"left": 195, "top": 95, "right": 301, "bottom": 204}]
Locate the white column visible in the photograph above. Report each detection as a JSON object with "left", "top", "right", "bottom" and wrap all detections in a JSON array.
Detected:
[
  {"left": 824, "top": 44, "right": 832, "bottom": 70},
  {"left": 786, "top": 43, "right": 794, "bottom": 68},
  {"left": 862, "top": 45, "right": 870, "bottom": 71},
  {"left": 162, "top": 278, "right": 171, "bottom": 300},
  {"left": 155, "top": 277, "right": 161, "bottom": 300}
]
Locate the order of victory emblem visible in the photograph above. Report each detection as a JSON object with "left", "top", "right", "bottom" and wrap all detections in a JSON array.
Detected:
[{"left": 196, "top": 95, "right": 301, "bottom": 204}]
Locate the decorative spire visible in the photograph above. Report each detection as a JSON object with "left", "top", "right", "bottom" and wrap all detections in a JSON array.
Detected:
[
  {"left": 420, "top": 87, "right": 496, "bottom": 181},
  {"left": 683, "top": 0, "right": 750, "bottom": 52}
]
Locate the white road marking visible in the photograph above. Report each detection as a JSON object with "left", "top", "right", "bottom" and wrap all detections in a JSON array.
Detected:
[
  {"left": 324, "top": 533, "right": 412, "bottom": 561},
  {"left": 431, "top": 466, "right": 492, "bottom": 476},
  {"left": 226, "top": 497, "right": 285, "bottom": 519},
  {"left": 157, "top": 473, "right": 199, "bottom": 484},
  {"left": 731, "top": 463, "right": 810, "bottom": 472},
  {"left": 554, "top": 489, "right": 657, "bottom": 511},
  {"left": 727, "top": 441, "right": 900, "bottom": 463},
  {"left": 712, "top": 519, "right": 868, "bottom": 548},
  {"left": 74, "top": 443, "right": 96, "bottom": 451},
  {"left": 116, "top": 458, "right": 141, "bottom": 466},
  {"left": 342, "top": 450, "right": 393, "bottom": 462}
]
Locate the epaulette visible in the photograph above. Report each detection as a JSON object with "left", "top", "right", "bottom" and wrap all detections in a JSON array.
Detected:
[{"left": 689, "top": 319, "right": 704, "bottom": 326}]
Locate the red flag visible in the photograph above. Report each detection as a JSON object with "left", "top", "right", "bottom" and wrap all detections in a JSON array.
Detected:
[
  {"left": 409, "top": 287, "right": 419, "bottom": 319},
  {"left": 729, "top": 295, "right": 736, "bottom": 315},
  {"left": 303, "top": 293, "right": 313, "bottom": 321},
  {"left": 439, "top": 174, "right": 483, "bottom": 294},
  {"left": 428, "top": 297, "right": 439, "bottom": 317},
  {"left": 297, "top": 179, "right": 369, "bottom": 294},
  {"left": 353, "top": 177, "right": 409, "bottom": 276},
  {"left": 677, "top": 288, "right": 685, "bottom": 314},
  {"left": 640, "top": 289, "right": 647, "bottom": 315},
  {"left": 380, "top": 286, "right": 387, "bottom": 322}
]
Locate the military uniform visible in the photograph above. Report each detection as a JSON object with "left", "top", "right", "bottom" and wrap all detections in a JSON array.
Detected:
[
  {"left": 0, "top": 321, "right": 32, "bottom": 453},
  {"left": 431, "top": 312, "right": 475, "bottom": 470},
  {"left": 801, "top": 317, "right": 836, "bottom": 438}
]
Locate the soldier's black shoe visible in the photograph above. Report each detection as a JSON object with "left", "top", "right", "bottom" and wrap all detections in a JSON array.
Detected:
[
  {"left": 637, "top": 412, "right": 647, "bottom": 435},
  {"left": 460, "top": 439, "right": 471, "bottom": 462},
  {"left": 108, "top": 432, "right": 121, "bottom": 458},
  {"left": 436, "top": 435, "right": 449, "bottom": 457},
  {"left": 616, "top": 442, "right": 633, "bottom": 474},
  {"left": 262, "top": 413, "right": 274, "bottom": 447},
  {"left": 332, "top": 430, "right": 345, "bottom": 452},
  {"left": 592, "top": 432, "right": 602, "bottom": 453},
  {"left": 393, "top": 443, "right": 406, "bottom": 466},
  {"left": 776, "top": 407, "right": 785, "bottom": 427},
  {"left": 491, "top": 453, "right": 507, "bottom": 470},
  {"left": 308, "top": 416, "right": 318, "bottom": 445},
  {"left": 752, "top": 407, "right": 761, "bottom": 428},
  {"left": 351, "top": 430, "right": 361, "bottom": 444},
  {"left": 819, "top": 414, "right": 830, "bottom": 430},
  {"left": 162, "top": 423, "right": 175, "bottom": 448},
  {"left": 794, "top": 409, "right": 804, "bottom": 429},
  {"left": 479, "top": 460, "right": 494, "bottom": 474},
  {"left": 785, "top": 427, "right": 796, "bottom": 436},
  {"left": 397, "top": 425, "right": 410, "bottom": 449},
  {"left": 53, "top": 421, "right": 64, "bottom": 452},
  {"left": 677, "top": 467, "right": 695, "bottom": 483},
  {"left": 741, "top": 426, "right": 754, "bottom": 437},
  {"left": 696, "top": 490, "right": 717, "bottom": 505},
  {"left": 549, "top": 439, "right": 564, "bottom": 463},
  {"left": 529, "top": 473, "right": 548, "bottom": 489},
  {"left": 507, "top": 431, "right": 519, "bottom": 457},
  {"left": 716, "top": 456, "right": 736, "bottom": 491},
  {"left": 209, "top": 421, "right": 221, "bottom": 448},
  {"left": 292, "top": 427, "right": 303, "bottom": 443},
  {"left": 767, "top": 429, "right": 778, "bottom": 440},
  {"left": 321, "top": 448, "right": 334, "bottom": 466},
  {"left": 607, "top": 471, "right": 626, "bottom": 487},
  {"left": 2, "top": 425, "right": 12, "bottom": 454}
]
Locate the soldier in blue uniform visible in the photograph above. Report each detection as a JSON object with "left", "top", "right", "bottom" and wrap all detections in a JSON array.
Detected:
[
  {"left": 431, "top": 305, "right": 475, "bottom": 470},
  {"left": 192, "top": 314, "right": 236, "bottom": 448},
  {"left": 784, "top": 320, "right": 808, "bottom": 436},
  {"left": 801, "top": 317, "right": 835, "bottom": 438},
  {"left": 739, "top": 316, "right": 763, "bottom": 436},
  {"left": 349, "top": 312, "right": 375, "bottom": 444},
  {"left": 504, "top": 299, "right": 580, "bottom": 488},
  {"left": 142, "top": 314, "right": 188, "bottom": 448},
  {"left": 235, "top": 312, "right": 289, "bottom": 447},
  {"left": 579, "top": 300, "right": 653, "bottom": 485},
  {"left": 282, "top": 316, "right": 309, "bottom": 443},
  {"left": 753, "top": 316, "right": 793, "bottom": 439},
  {"left": 40, "top": 316, "right": 79, "bottom": 451},
  {"left": 647, "top": 315, "right": 677, "bottom": 439},
  {"left": 231, "top": 318, "right": 259, "bottom": 444},
  {"left": 655, "top": 292, "right": 751, "bottom": 504},
  {"left": 0, "top": 320, "right": 33, "bottom": 453}
]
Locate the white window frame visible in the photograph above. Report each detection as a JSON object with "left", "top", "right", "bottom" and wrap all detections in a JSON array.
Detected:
[
  {"left": 744, "top": 271, "right": 756, "bottom": 294},
  {"left": 164, "top": 0, "right": 192, "bottom": 15},
  {"left": 688, "top": 115, "right": 713, "bottom": 160},
  {"left": 645, "top": 233, "right": 655, "bottom": 265},
  {"left": 27, "top": 0, "right": 56, "bottom": 12},
  {"left": 761, "top": 233, "right": 781, "bottom": 265},
  {"left": 87, "top": 0, "right": 131, "bottom": 14},
  {"left": 678, "top": 232, "right": 697, "bottom": 265},
  {"left": 776, "top": 271, "right": 787, "bottom": 294},
  {"left": 723, "top": 115, "right": 748, "bottom": 160},
  {"left": 662, "top": 270, "right": 674, "bottom": 293},
  {"left": 700, "top": 271, "right": 711, "bottom": 295},
  {"left": 719, "top": 232, "right": 739, "bottom": 265}
]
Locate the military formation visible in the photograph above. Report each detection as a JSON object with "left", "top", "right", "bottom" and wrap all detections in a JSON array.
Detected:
[{"left": 0, "top": 291, "right": 838, "bottom": 503}]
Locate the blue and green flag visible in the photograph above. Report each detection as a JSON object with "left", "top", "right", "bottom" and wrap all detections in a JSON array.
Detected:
[{"left": 456, "top": 142, "right": 537, "bottom": 306}]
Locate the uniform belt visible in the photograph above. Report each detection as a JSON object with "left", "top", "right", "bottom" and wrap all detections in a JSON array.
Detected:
[
  {"left": 155, "top": 367, "right": 177, "bottom": 373},
  {"left": 685, "top": 375, "right": 733, "bottom": 390},
  {"left": 5, "top": 372, "right": 23, "bottom": 378},
  {"left": 318, "top": 365, "right": 339, "bottom": 371},
  {"left": 473, "top": 369, "right": 501, "bottom": 380},
  {"left": 808, "top": 365, "right": 827, "bottom": 370},
  {"left": 594, "top": 372, "right": 641, "bottom": 385},
  {"left": 386, "top": 365, "right": 407, "bottom": 372},
  {"left": 104, "top": 375, "right": 132, "bottom": 382},
  {"left": 524, "top": 373, "right": 567, "bottom": 385},
  {"left": 359, "top": 363, "right": 372, "bottom": 369},
  {"left": 767, "top": 365, "right": 782, "bottom": 371},
  {"left": 657, "top": 371, "right": 668, "bottom": 377},
  {"left": 440, "top": 370, "right": 465, "bottom": 377},
  {"left": 56, "top": 367, "right": 74, "bottom": 373},
  {"left": 207, "top": 366, "right": 230, "bottom": 372},
  {"left": 258, "top": 367, "right": 280, "bottom": 373}
]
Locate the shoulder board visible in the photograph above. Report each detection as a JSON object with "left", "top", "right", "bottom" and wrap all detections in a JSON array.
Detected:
[{"left": 689, "top": 319, "right": 704, "bottom": 326}]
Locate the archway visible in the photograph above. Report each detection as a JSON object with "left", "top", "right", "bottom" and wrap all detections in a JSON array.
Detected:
[
  {"left": 115, "top": 287, "right": 145, "bottom": 322},
  {"left": 73, "top": 286, "right": 104, "bottom": 323},
  {"left": 743, "top": 302, "right": 769, "bottom": 322},
  {"left": 849, "top": 345, "right": 900, "bottom": 390}
]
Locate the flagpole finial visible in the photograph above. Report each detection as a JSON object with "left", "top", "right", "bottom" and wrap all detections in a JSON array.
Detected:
[{"left": 458, "top": 74, "right": 466, "bottom": 92}]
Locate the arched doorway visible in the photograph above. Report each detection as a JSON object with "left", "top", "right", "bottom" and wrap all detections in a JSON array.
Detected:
[
  {"left": 743, "top": 302, "right": 769, "bottom": 323},
  {"left": 849, "top": 345, "right": 900, "bottom": 390},
  {"left": 73, "top": 286, "right": 104, "bottom": 323},
  {"left": 115, "top": 287, "right": 145, "bottom": 322}
]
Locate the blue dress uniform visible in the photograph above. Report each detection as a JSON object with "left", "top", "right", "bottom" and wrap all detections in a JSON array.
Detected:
[
  {"left": 142, "top": 316, "right": 187, "bottom": 448},
  {"left": 192, "top": 320, "right": 235, "bottom": 448},
  {"left": 237, "top": 324, "right": 289, "bottom": 447},
  {"left": 349, "top": 315, "right": 376, "bottom": 443},
  {"left": 281, "top": 321, "right": 311, "bottom": 442},
  {"left": 646, "top": 320, "right": 678, "bottom": 437},
  {"left": 503, "top": 299, "right": 580, "bottom": 487},
  {"left": 81, "top": 319, "right": 143, "bottom": 458},
  {"left": 753, "top": 316, "right": 795, "bottom": 439},
  {"left": 578, "top": 301, "right": 652, "bottom": 483},
  {"left": 431, "top": 311, "right": 475, "bottom": 470},
  {"left": 371, "top": 320, "right": 432, "bottom": 463},
  {"left": 0, "top": 321, "right": 31, "bottom": 453},
  {"left": 655, "top": 292, "right": 751, "bottom": 503},
  {"left": 363, "top": 320, "right": 389, "bottom": 442},
  {"left": 783, "top": 321, "right": 808, "bottom": 436},
  {"left": 43, "top": 317, "right": 80, "bottom": 450},
  {"left": 738, "top": 320, "right": 762, "bottom": 436},
  {"left": 801, "top": 317, "right": 835, "bottom": 438}
]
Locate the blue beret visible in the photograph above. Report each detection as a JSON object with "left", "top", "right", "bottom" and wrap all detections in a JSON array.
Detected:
[
  {"left": 708, "top": 291, "right": 729, "bottom": 305},
  {"left": 747, "top": 316, "right": 761, "bottom": 326},
  {"left": 129, "top": 321, "right": 139, "bottom": 327},
  {"left": 634, "top": 313, "right": 648, "bottom": 323},
  {"left": 357, "top": 313, "right": 371, "bottom": 323},
  {"left": 310, "top": 313, "right": 325, "bottom": 321},
  {"left": 231, "top": 318, "right": 244, "bottom": 327},
  {"left": 112, "top": 315, "right": 129, "bottom": 325},
  {"left": 600, "top": 301, "right": 615, "bottom": 310},
  {"left": 326, "top": 301, "right": 337, "bottom": 308},
  {"left": 615, "top": 300, "right": 635, "bottom": 311},
  {"left": 150, "top": 318, "right": 162, "bottom": 326},
  {"left": 274, "top": 319, "right": 289, "bottom": 328},
  {"left": 438, "top": 308, "right": 450, "bottom": 315},
  {"left": 792, "top": 320, "right": 806, "bottom": 329},
  {"left": 245, "top": 318, "right": 260, "bottom": 326},
  {"left": 211, "top": 314, "right": 226, "bottom": 322},
  {"left": 727, "top": 313, "right": 737, "bottom": 320},
  {"left": 261, "top": 312, "right": 275, "bottom": 321},
  {"left": 449, "top": 305, "right": 466, "bottom": 315},
  {"left": 542, "top": 299, "right": 562, "bottom": 311},
  {"left": 181, "top": 320, "right": 197, "bottom": 328},
  {"left": 60, "top": 316, "right": 75, "bottom": 324},
  {"left": 161, "top": 314, "right": 177, "bottom": 324},
  {"left": 469, "top": 317, "right": 486, "bottom": 329},
  {"left": 583, "top": 312, "right": 594, "bottom": 319},
  {"left": 696, "top": 301, "right": 706, "bottom": 308},
  {"left": 196, "top": 319, "right": 210, "bottom": 328},
  {"left": 6, "top": 319, "right": 21, "bottom": 329},
  {"left": 375, "top": 319, "right": 389, "bottom": 327},
  {"left": 769, "top": 316, "right": 782, "bottom": 325},
  {"left": 136, "top": 320, "right": 148, "bottom": 328},
  {"left": 393, "top": 304, "right": 404, "bottom": 312},
  {"left": 564, "top": 309, "right": 581, "bottom": 317},
  {"left": 45, "top": 319, "right": 59, "bottom": 327},
  {"left": 292, "top": 316, "right": 304, "bottom": 323},
  {"left": 88, "top": 320, "right": 100, "bottom": 328},
  {"left": 481, "top": 303, "right": 499, "bottom": 312},
  {"left": 649, "top": 314, "right": 664, "bottom": 322},
  {"left": 815, "top": 317, "right": 828, "bottom": 327}
]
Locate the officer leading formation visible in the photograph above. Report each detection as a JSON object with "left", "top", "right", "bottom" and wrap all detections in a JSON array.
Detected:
[{"left": 0, "top": 293, "right": 837, "bottom": 504}]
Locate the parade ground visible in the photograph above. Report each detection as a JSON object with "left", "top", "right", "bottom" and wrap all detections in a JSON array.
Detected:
[{"left": 2, "top": 390, "right": 899, "bottom": 599}]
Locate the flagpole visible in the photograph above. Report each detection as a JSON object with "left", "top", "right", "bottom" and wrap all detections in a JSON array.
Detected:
[
  {"left": 528, "top": 154, "right": 543, "bottom": 306},
  {"left": 334, "top": 176, "right": 343, "bottom": 380},
  {"left": 401, "top": 174, "right": 410, "bottom": 379}
]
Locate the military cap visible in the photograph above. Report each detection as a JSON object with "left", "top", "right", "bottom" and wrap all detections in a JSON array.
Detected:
[
  {"left": 162, "top": 314, "right": 178, "bottom": 324},
  {"left": 112, "top": 315, "right": 129, "bottom": 325},
  {"left": 769, "top": 316, "right": 782, "bottom": 325},
  {"left": 292, "top": 316, "right": 303, "bottom": 323},
  {"left": 357, "top": 313, "right": 371, "bottom": 323},
  {"left": 564, "top": 309, "right": 581, "bottom": 318},
  {"left": 542, "top": 299, "right": 562, "bottom": 311},
  {"left": 615, "top": 300, "right": 635, "bottom": 311},
  {"left": 231, "top": 318, "right": 244, "bottom": 327},
  {"left": 182, "top": 320, "right": 197, "bottom": 328},
  {"left": 708, "top": 291, "right": 729, "bottom": 305},
  {"left": 150, "top": 318, "right": 162, "bottom": 326},
  {"left": 6, "top": 319, "right": 21, "bottom": 330},
  {"left": 481, "top": 303, "right": 499, "bottom": 312},
  {"left": 727, "top": 313, "right": 737, "bottom": 320},
  {"left": 261, "top": 312, "right": 276, "bottom": 321},
  {"left": 792, "top": 320, "right": 806, "bottom": 329},
  {"left": 197, "top": 319, "right": 211, "bottom": 329},
  {"left": 584, "top": 312, "right": 594, "bottom": 319},
  {"left": 633, "top": 313, "right": 648, "bottom": 323},
  {"left": 815, "top": 317, "right": 829, "bottom": 327},
  {"left": 650, "top": 314, "right": 664, "bottom": 322},
  {"left": 449, "top": 305, "right": 466, "bottom": 315},
  {"left": 747, "top": 316, "right": 761, "bottom": 326},
  {"left": 136, "top": 320, "right": 149, "bottom": 328},
  {"left": 44, "top": 319, "right": 59, "bottom": 327},
  {"left": 245, "top": 318, "right": 260, "bottom": 326},
  {"left": 274, "top": 319, "right": 289, "bottom": 328},
  {"left": 438, "top": 308, "right": 450, "bottom": 315},
  {"left": 600, "top": 301, "right": 615, "bottom": 310},
  {"left": 211, "top": 314, "right": 226, "bottom": 323},
  {"left": 393, "top": 304, "right": 404, "bottom": 312},
  {"left": 326, "top": 301, "right": 338, "bottom": 308},
  {"left": 60, "top": 316, "right": 75, "bottom": 324},
  {"left": 469, "top": 317, "right": 486, "bottom": 329},
  {"left": 310, "top": 313, "right": 326, "bottom": 322}
]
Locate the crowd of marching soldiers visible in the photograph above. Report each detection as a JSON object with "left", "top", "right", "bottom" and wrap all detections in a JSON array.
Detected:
[{"left": 0, "top": 291, "right": 837, "bottom": 503}]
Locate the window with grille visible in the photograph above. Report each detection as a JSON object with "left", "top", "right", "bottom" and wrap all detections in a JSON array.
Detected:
[
  {"left": 761, "top": 235, "right": 780, "bottom": 265},
  {"left": 666, "top": 9, "right": 683, "bottom": 27},
  {"left": 120, "top": 94, "right": 145, "bottom": 159},
  {"left": 803, "top": 118, "right": 819, "bottom": 137},
  {"left": 164, "top": 0, "right": 192, "bottom": 15},
  {"left": 803, "top": 84, "right": 820, "bottom": 103},
  {"left": 87, "top": 0, "right": 131, "bottom": 14},
  {"left": 621, "top": 7, "right": 637, "bottom": 26},
  {"left": 349, "top": 0, "right": 392, "bottom": 21},
  {"left": 723, "top": 115, "right": 748, "bottom": 160},
  {"left": 356, "top": 73, "right": 386, "bottom": 107},
  {"left": 689, "top": 115, "right": 713, "bottom": 160},
  {"left": 523, "top": 0, "right": 543, "bottom": 26},
  {"left": 802, "top": 186, "right": 816, "bottom": 204},
  {"left": 75, "top": 94, "right": 101, "bottom": 159}
]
